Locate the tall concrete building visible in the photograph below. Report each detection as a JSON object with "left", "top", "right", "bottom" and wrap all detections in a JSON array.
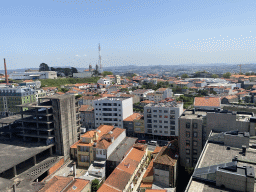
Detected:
[
  {"left": 17, "top": 94, "right": 80, "bottom": 160},
  {"left": 93, "top": 97, "right": 133, "bottom": 128},
  {"left": 179, "top": 109, "right": 255, "bottom": 168},
  {"left": 144, "top": 101, "right": 183, "bottom": 139}
]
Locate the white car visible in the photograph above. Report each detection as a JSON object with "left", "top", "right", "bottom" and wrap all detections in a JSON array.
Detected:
[{"left": 148, "top": 140, "right": 157, "bottom": 146}]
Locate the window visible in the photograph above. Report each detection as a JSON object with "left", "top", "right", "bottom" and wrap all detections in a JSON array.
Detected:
[
  {"left": 164, "top": 126, "right": 168, "bottom": 129},
  {"left": 170, "top": 115, "right": 175, "bottom": 119},
  {"left": 193, "top": 149, "right": 197, "bottom": 155},
  {"left": 193, "top": 158, "right": 197, "bottom": 164},
  {"left": 153, "top": 110, "right": 157, "bottom": 113},
  {"left": 153, "top": 120, "right": 157, "bottom": 123},
  {"left": 153, "top": 115, "right": 157, "bottom": 118},
  {"left": 164, "top": 121, "right": 168, "bottom": 123},
  {"left": 154, "top": 130, "right": 157, "bottom": 133},
  {"left": 186, "top": 123, "right": 190, "bottom": 128},
  {"left": 164, "top": 115, "right": 168, "bottom": 118},
  {"left": 147, "top": 109, "right": 151, "bottom": 113},
  {"left": 159, "top": 115, "right": 162, "bottom": 118},
  {"left": 186, "top": 158, "right": 190, "bottom": 164},
  {"left": 103, "top": 150, "right": 106, "bottom": 155},
  {"left": 164, "top": 110, "right": 168, "bottom": 113},
  {"left": 171, "top": 131, "right": 175, "bottom": 135},
  {"left": 153, "top": 125, "right": 157, "bottom": 128},
  {"left": 186, "top": 140, "right": 190, "bottom": 147},
  {"left": 159, "top": 110, "right": 162, "bottom": 113},
  {"left": 159, "top": 120, "right": 162, "bottom": 123},
  {"left": 193, "top": 141, "right": 198, "bottom": 146},
  {"left": 164, "top": 131, "right": 168, "bottom": 134},
  {"left": 170, "top": 126, "right": 175, "bottom": 130},
  {"left": 147, "top": 124, "right": 152, "bottom": 128},
  {"left": 96, "top": 118, "right": 98, "bottom": 120},
  {"left": 148, "top": 129, "right": 152, "bottom": 133},
  {"left": 159, "top": 131, "right": 162, "bottom": 133},
  {"left": 193, "top": 132, "right": 198, "bottom": 138},
  {"left": 186, "top": 131, "right": 190, "bottom": 138},
  {"left": 171, "top": 121, "right": 175, "bottom": 125},
  {"left": 100, "top": 150, "right": 102, "bottom": 155},
  {"left": 170, "top": 110, "right": 175, "bottom": 114},
  {"left": 186, "top": 149, "right": 190, "bottom": 155},
  {"left": 193, "top": 123, "right": 198, "bottom": 129},
  {"left": 159, "top": 125, "right": 162, "bottom": 128}
]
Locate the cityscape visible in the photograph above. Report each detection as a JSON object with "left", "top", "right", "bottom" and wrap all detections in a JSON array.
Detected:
[{"left": 1, "top": 0, "right": 256, "bottom": 192}]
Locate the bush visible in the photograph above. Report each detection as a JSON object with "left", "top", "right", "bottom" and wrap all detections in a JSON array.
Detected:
[{"left": 91, "top": 179, "right": 100, "bottom": 192}]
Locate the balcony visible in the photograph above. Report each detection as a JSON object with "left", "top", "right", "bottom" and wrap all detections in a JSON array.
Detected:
[{"left": 78, "top": 151, "right": 90, "bottom": 156}]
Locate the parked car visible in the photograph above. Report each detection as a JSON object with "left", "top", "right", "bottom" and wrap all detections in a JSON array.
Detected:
[{"left": 148, "top": 140, "right": 157, "bottom": 146}]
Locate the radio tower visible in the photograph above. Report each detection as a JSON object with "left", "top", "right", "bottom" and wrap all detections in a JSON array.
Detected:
[{"left": 98, "top": 43, "right": 103, "bottom": 73}]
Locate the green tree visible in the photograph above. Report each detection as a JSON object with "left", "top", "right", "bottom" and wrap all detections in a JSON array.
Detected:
[
  {"left": 71, "top": 67, "right": 78, "bottom": 74},
  {"left": 60, "top": 88, "right": 69, "bottom": 93},
  {"left": 102, "top": 71, "right": 113, "bottom": 77},
  {"left": 75, "top": 94, "right": 82, "bottom": 99},
  {"left": 131, "top": 73, "right": 137, "bottom": 77},
  {"left": 91, "top": 179, "right": 100, "bottom": 192},
  {"left": 223, "top": 72, "right": 231, "bottom": 79},
  {"left": 181, "top": 74, "right": 189, "bottom": 78},
  {"left": 211, "top": 74, "right": 219, "bottom": 78},
  {"left": 39, "top": 63, "right": 49, "bottom": 71}
]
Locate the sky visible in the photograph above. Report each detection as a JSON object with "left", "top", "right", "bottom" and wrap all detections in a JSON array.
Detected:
[{"left": 0, "top": 0, "right": 256, "bottom": 70}]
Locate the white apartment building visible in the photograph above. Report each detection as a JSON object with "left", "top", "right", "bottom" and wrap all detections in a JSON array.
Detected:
[
  {"left": 97, "top": 78, "right": 110, "bottom": 85},
  {"left": 144, "top": 101, "right": 183, "bottom": 137},
  {"left": 93, "top": 97, "right": 133, "bottom": 128}
]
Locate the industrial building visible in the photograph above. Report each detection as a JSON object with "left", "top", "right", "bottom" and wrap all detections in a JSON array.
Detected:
[{"left": 9, "top": 71, "right": 57, "bottom": 80}]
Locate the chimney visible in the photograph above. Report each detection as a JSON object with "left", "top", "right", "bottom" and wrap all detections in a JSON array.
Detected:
[
  {"left": 73, "top": 162, "right": 76, "bottom": 177},
  {"left": 4, "top": 58, "right": 8, "bottom": 84}
]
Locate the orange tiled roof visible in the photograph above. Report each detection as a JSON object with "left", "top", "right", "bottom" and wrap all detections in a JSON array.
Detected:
[
  {"left": 143, "top": 160, "right": 153, "bottom": 178},
  {"left": 156, "top": 88, "right": 167, "bottom": 92},
  {"left": 152, "top": 146, "right": 162, "bottom": 154},
  {"left": 194, "top": 97, "right": 220, "bottom": 107},
  {"left": 123, "top": 113, "right": 142, "bottom": 122},
  {"left": 65, "top": 178, "right": 90, "bottom": 192},
  {"left": 141, "top": 100, "right": 154, "bottom": 104},
  {"left": 153, "top": 145, "right": 178, "bottom": 166},
  {"left": 55, "top": 92, "right": 65, "bottom": 95},
  {"left": 39, "top": 176, "right": 73, "bottom": 192},
  {"left": 140, "top": 182, "right": 153, "bottom": 188},
  {"left": 79, "top": 105, "right": 93, "bottom": 112},
  {"left": 145, "top": 189, "right": 167, "bottom": 192},
  {"left": 97, "top": 183, "right": 121, "bottom": 192}
]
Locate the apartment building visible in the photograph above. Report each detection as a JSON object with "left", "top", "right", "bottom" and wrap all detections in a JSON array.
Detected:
[
  {"left": 131, "top": 89, "right": 155, "bottom": 101},
  {"left": 146, "top": 93, "right": 163, "bottom": 103},
  {"left": 179, "top": 109, "right": 256, "bottom": 168},
  {"left": 186, "top": 130, "right": 256, "bottom": 192},
  {"left": 0, "top": 86, "right": 37, "bottom": 115},
  {"left": 70, "top": 125, "right": 126, "bottom": 168},
  {"left": 179, "top": 110, "right": 206, "bottom": 167},
  {"left": 93, "top": 97, "right": 133, "bottom": 128},
  {"left": 98, "top": 144, "right": 148, "bottom": 192},
  {"left": 79, "top": 105, "right": 95, "bottom": 130},
  {"left": 155, "top": 88, "right": 173, "bottom": 99},
  {"left": 123, "top": 113, "right": 142, "bottom": 136},
  {"left": 144, "top": 101, "right": 183, "bottom": 139}
]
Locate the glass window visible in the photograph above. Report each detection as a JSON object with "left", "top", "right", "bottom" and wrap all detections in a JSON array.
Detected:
[
  {"left": 148, "top": 129, "right": 152, "bottom": 133},
  {"left": 159, "top": 125, "right": 162, "bottom": 128},
  {"left": 164, "top": 121, "right": 168, "bottom": 123},
  {"left": 147, "top": 109, "right": 151, "bottom": 113},
  {"left": 159, "top": 110, "right": 162, "bottom": 113},
  {"left": 186, "top": 149, "right": 190, "bottom": 155},
  {"left": 164, "top": 131, "right": 168, "bottom": 134},
  {"left": 193, "top": 132, "right": 198, "bottom": 138},
  {"left": 171, "top": 121, "right": 175, "bottom": 125},
  {"left": 186, "top": 131, "right": 190, "bottom": 138},
  {"left": 100, "top": 150, "right": 102, "bottom": 155},
  {"left": 153, "top": 110, "right": 157, "bottom": 113},
  {"left": 154, "top": 125, "right": 157, "bottom": 128},
  {"left": 170, "top": 115, "right": 175, "bottom": 119},
  {"left": 193, "top": 149, "right": 197, "bottom": 155},
  {"left": 164, "top": 126, "right": 168, "bottom": 128},
  {"left": 164, "top": 115, "right": 168, "bottom": 118},
  {"left": 193, "top": 141, "right": 198, "bottom": 146},
  {"left": 164, "top": 110, "right": 168, "bottom": 113},
  {"left": 193, "top": 123, "right": 198, "bottom": 129},
  {"left": 171, "top": 131, "right": 175, "bottom": 135},
  {"left": 153, "top": 115, "right": 157, "bottom": 118},
  {"left": 193, "top": 158, "right": 197, "bottom": 165},
  {"left": 186, "top": 123, "right": 190, "bottom": 128},
  {"left": 159, "top": 115, "right": 162, "bottom": 118},
  {"left": 170, "top": 110, "right": 175, "bottom": 114},
  {"left": 186, "top": 140, "right": 190, "bottom": 147},
  {"left": 159, "top": 120, "right": 162, "bottom": 123},
  {"left": 186, "top": 158, "right": 190, "bottom": 164}
]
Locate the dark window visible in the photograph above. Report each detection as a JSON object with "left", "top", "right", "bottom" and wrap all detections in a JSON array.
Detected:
[
  {"left": 159, "top": 120, "right": 162, "bottom": 123},
  {"left": 159, "top": 115, "right": 162, "bottom": 118},
  {"left": 154, "top": 125, "right": 157, "bottom": 128},
  {"left": 171, "top": 131, "right": 175, "bottom": 135},
  {"left": 193, "top": 149, "right": 197, "bottom": 155},
  {"left": 186, "top": 149, "right": 190, "bottom": 155},
  {"left": 153, "top": 115, "right": 157, "bottom": 118},
  {"left": 193, "top": 132, "right": 198, "bottom": 138},
  {"left": 186, "top": 158, "right": 190, "bottom": 164},
  {"left": 171, "top": 121, "right": 175, "bottom": 125},
  {"left": 164, "top": 121, "right": 168, "bottom": 123},
  {"left": 147, "top": 109, "right": 151, "bottom": 113},
  {"left": 193, "top": 141, "right": 198, "bottom": 146},
  {"left": 186, "top": 131, "right": 190, "bottom": 138},
  {"left": 186, "top": 123, "right": 190, "bottom": 128},
  {"left": 159, "top": 110, "right": 162, "bottom": 113},
  {"left": 186, "top": 140, "right": 190, "bottom": 147},
  {"left": 164, "top": 110, "right": 168, "bottom": 113},
  {"left": 193, "top": 123, "right": 198, "bottom": 129},
  {"left": 153, "top": 110, "right": 157, "bottom": 113},
  {"left": 193, "top": 158, "right": 197, "bottom": 165}
]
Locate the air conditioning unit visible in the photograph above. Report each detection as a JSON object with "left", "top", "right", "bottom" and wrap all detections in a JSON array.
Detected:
[{"left": 81, "top": 128, "right": 86, "bottom": 133}]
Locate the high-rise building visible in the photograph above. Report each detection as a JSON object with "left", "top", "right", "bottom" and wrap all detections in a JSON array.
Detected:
[
  {"left": 93, "top": 97, "right": 133, "bottom": 128},
  {"left": 144, "top": 101, "right": 183, "bottom": 139}
]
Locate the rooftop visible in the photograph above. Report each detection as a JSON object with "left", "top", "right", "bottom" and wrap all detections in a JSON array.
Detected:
[
  {"left": 123, "top": 113, "right": 142, "bottom": 122},
  {"left": 194, "top": 97, "right": 221, "bottom": 108},
  {"left": 0, "top": 140, "right": 54, "bottom": 173},
  {"left": 145, "top": 101, "right": 181, "bottom": 108}
]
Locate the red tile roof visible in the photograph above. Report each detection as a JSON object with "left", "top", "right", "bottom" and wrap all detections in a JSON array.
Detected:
[
  {"left": 194, "top": 97, "right": 221, "bottom": 107},
  {"left": 123, "top": 113, "right": 142, "bottom": 121},
  {"left": 39, "top": 176, "right": 73, "bottom": 192},
  {"left": 64, "top": 178, "right": 90, "bottom": 192}
]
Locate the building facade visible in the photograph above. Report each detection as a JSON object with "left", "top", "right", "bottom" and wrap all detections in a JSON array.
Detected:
[
  {"left": 144, "top": 101, "right": 183, "bottom": 138},
  {"left": 93, "top": 97, "right": 133, "bottom": 128},
  {"left": 9, "top": 71, "right": 57, "bottom": 80}
]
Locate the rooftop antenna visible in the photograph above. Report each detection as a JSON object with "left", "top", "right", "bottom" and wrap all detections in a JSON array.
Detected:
[{"left": 3, "top": 58, "right": 8, "bottom": 84}]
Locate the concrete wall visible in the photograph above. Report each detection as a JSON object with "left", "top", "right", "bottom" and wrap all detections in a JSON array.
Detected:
[
  {"left": 106, "top": 131, "right": 126, "bottom": 159},
  {"left": 224, "top": 133, "right": 249, "bottom": 148},
  {"left": 73, "top": 72, "right": 92, "bottom": 78},
  {"left": 154, "top": 168, "right": 169, "bottom": 186}
]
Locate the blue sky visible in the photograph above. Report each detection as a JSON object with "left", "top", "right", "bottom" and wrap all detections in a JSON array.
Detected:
[{"left": 0, "top": 0, "right": 255, "bottom": 70}]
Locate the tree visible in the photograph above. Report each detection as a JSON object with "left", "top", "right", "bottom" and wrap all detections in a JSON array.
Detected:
[
  {"left": 60, "top": 88, "right": 69, "bottom": 93},
  {"left": 102, "top": 71, "right": 113, "bottom": 77},
  {"left": 223, "top": 72, "right": 231, "bottom": 79},
  {"left": 181, "top": 74, "right": 189, "bottom": 78},
  {"left": 91, "top": 179, "right": 100, "bottom": 192},
  {"left": 71, "top": 67, "right": 78, "bottom": 74},
  {"left": 75, "top": 94, "right": 82, "bottom": 99},
  {"left": 211, "top": 74, "right": 219, "bottom": 78},
  {"left": 39, "top": 63, "right": 49, "bottom": 71}
]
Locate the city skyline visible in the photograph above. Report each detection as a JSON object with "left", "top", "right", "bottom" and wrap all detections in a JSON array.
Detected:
[{"left": 1, "top": 0, "right": 255, "bottom": 70}]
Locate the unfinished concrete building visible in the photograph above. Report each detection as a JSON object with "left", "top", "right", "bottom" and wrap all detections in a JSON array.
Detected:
[{"left": 0, "top": 94, "right": 80, "bottom": 191}]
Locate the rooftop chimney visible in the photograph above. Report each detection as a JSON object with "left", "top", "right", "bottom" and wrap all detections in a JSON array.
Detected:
[{"left": 4, "top": 58, "right": 8, "bottom": 84}]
